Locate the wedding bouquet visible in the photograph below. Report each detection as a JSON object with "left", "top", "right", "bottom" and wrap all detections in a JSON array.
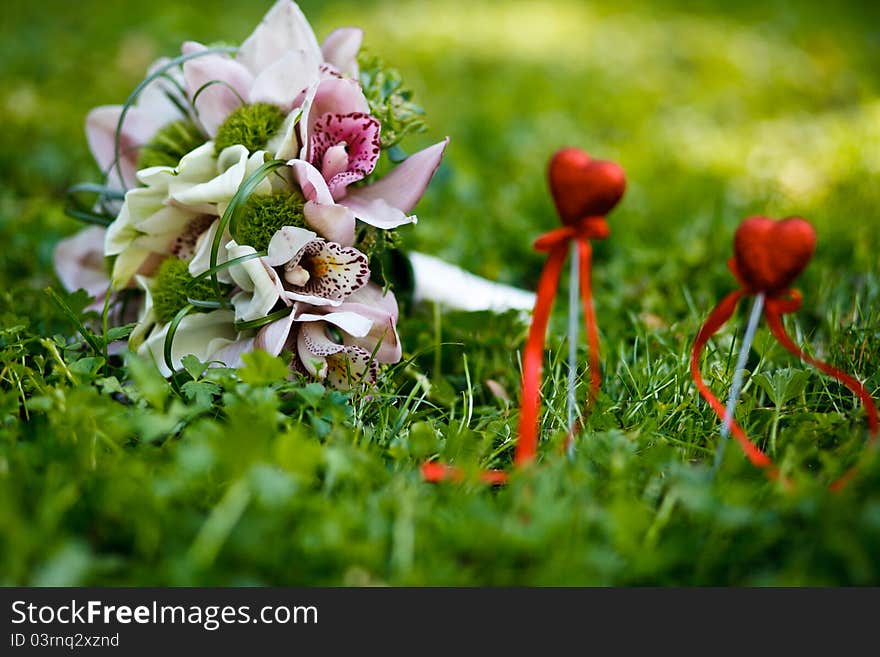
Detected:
[{"left": 55, "top": 0, "right": 531, "bottom": 388}]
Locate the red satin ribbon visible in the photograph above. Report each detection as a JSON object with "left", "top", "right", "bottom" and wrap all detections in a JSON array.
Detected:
[
  {"left": 421, "top": 216, "right": 608, "bottom": 484},
  {"left": 691, "top": 286, "right": 878, "bottom": 490}
]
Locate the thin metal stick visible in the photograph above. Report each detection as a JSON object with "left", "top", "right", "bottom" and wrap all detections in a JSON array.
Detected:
[
  {"left": 714, "top": 293, "right": 765, "bottom": 470},
  {"left": 566, "top": 241, "right": 580, "bottom": 458}
]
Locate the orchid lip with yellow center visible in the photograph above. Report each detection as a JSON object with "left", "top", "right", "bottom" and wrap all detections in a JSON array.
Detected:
[{"left": 280, "top": 239, "right": 370, "bottom": 305}]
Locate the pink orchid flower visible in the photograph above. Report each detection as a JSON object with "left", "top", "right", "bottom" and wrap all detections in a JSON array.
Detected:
[
  {"left": 288, "top": 135, "right": 450, "bottom": 239},
  {"left": 285, "top": 76, "right": 450, "bottom": 231},
  {"left": 183, "top": 0, "right": 362, "bottom": 137},
  {"left": 213, "top": 282, "right": 400, "bottom": 388}
]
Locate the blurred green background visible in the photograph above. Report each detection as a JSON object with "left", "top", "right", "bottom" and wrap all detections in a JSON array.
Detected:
[
  {"left": 2, "top": 0, "right": 880, "bottom": 585},
  {"left": 4, "top": 0, "right": 880, "bottom": 293}
]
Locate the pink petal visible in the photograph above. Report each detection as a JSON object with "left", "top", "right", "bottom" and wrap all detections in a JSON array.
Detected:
[
  {"left": 341, "top": 137, "right": 449, "bottom": 217},
  {"left": 321, "top": 28, "right": 363, "bottom": 77},
  {"left": 289, "top": 160, "right": 356, "bottom": 244},
  {"left": 298, "top": 77, "right": 369, "bottom": 160},
  {"left": 140, "top": 57, "right": 189, "bottom": 126},
  {"left": 288, "top": 159, "right": 333, "bottom": 204},
  {"left": 53, "top": 227, "right": 111, "bottom": 307},
  {"left": 182, "top": 41, "right": 254, "bottom": 137},
  {"left": 337, "top": 196, "right": 413, "bottom": 230},
  {"left": 249, "top": 50, "right": 319, "bottom": 110},
  {"left": 238, "top": 0, "right": 322, "bottom": 76},
  {"left": 342, "top": 282, "right": 399, "bottom": 322},
  {"left": 86, "top": 105, "right": 163, "bottom": 189},
  {"left": 336, "top": 285, "right": 401, "bottom": 364},
  {"left": 303, "top": 201, "right": 356, "bottom": 246}
]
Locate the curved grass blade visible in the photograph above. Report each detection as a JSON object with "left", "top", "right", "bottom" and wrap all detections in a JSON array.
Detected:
[
  {"left": 208, "top": 159, "right": 287, "bottom": 297},
  {"left": 113, "top": 46, "right": 238, "bottom": 187},
  {"left": 163, "top": 303, "right": 195, "bottom": 374},
  {"left": 192, "top": 79, "right": 246, "bottom": 111},
  {"left": 234, "top": 305, "right": 292, "bottom": 332}
]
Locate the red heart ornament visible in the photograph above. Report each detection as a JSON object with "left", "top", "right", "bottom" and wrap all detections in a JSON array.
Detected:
[
  {"left": 548, "top": 147, "right": 626, "bottom": 226},
  {"left": 732, "top": 216, "right": 816, "bottom": 293}
]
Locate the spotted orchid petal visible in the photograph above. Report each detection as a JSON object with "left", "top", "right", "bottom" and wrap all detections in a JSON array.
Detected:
[
  {"left": 297, "top": 77, "right": 369, "bottom": 161},
  {"left": 296, "top": 320, "right": 377, "bottom": 387},
  {"left": 340, "top": 138, "right": 449, "bottom": 229},
  {"left": 321, "top": 28, "right": 363, "bottom": 78},
  {"left": 182, "top": 41, "right": 254, "bottom": 137},
  {"left": 237, "top": 0, "right": 322, "bottom": 77},
  {"left": 310, "top": 112, "right": 381, "bottom": 198}
]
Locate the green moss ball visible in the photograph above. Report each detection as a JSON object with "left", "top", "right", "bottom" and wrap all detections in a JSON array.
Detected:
[
  {"left": 136, "top": 119, "right": 206, "bottom": 170},
  {"left": 233, "top": 190, "right": 308, "bottom": 252},
  {"left": 214, "top": 103, "right": 285, "bottom": 155},
  {"left": 151, "top": 258, "right": 220, "bottom": 324}
]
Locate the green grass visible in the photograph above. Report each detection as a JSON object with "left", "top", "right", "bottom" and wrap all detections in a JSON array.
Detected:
[{"left": 1, "top": 0, "right": 880, "bottom": 585}]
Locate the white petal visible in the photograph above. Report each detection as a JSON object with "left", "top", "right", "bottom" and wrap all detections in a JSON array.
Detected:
[
  {"left": 255, "top": 311, "right": 297, "bottom": 356},
  {"left": 269, "top": 108, "right": 303, "bottom": 160},
  {"left": 139, "top": 309, "right": 237, "bottom": 377},
  {"left": 238, "top": 0, "right": 322, "bottom": 76},
  {"left": 249, "top": 50, "right": 320, "bottom": 110},
  {"left": 264, "top": 225, "right": 316, "bottom": 267},
  {"left": 188, "top": 219, "right": 234, "bottom": 284},
  {"left": 226, "top": 242, "right": 283, "bottom": 321},
  {"left": 210, "top": 336, "right": 255, "bottom": 369},
  {"left": 171, "top": 144, "right": 250, "bottom": 207},
  {"left": 321, "top": 28, "right": 363, "bottom": 77},
  {"left": 295, "top": 309, "right": 372, "bottom": 337},
  {"left": 110, "top": 245, "right": 153, "bottom": 290}
]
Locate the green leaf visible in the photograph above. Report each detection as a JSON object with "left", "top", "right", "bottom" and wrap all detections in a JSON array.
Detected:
[{"left": 238, "top": 350, "right": 290, "bottom": 386}]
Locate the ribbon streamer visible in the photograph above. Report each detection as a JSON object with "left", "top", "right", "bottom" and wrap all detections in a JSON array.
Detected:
[
  {"left": 422, "top": 217, "right": 607, "bottom": 484},
  {"left": 422, "top": 147, "right": 623, "bottom": 484},
  {"left": 691, "top": 286, "right": 878, "bottom": 490}
]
